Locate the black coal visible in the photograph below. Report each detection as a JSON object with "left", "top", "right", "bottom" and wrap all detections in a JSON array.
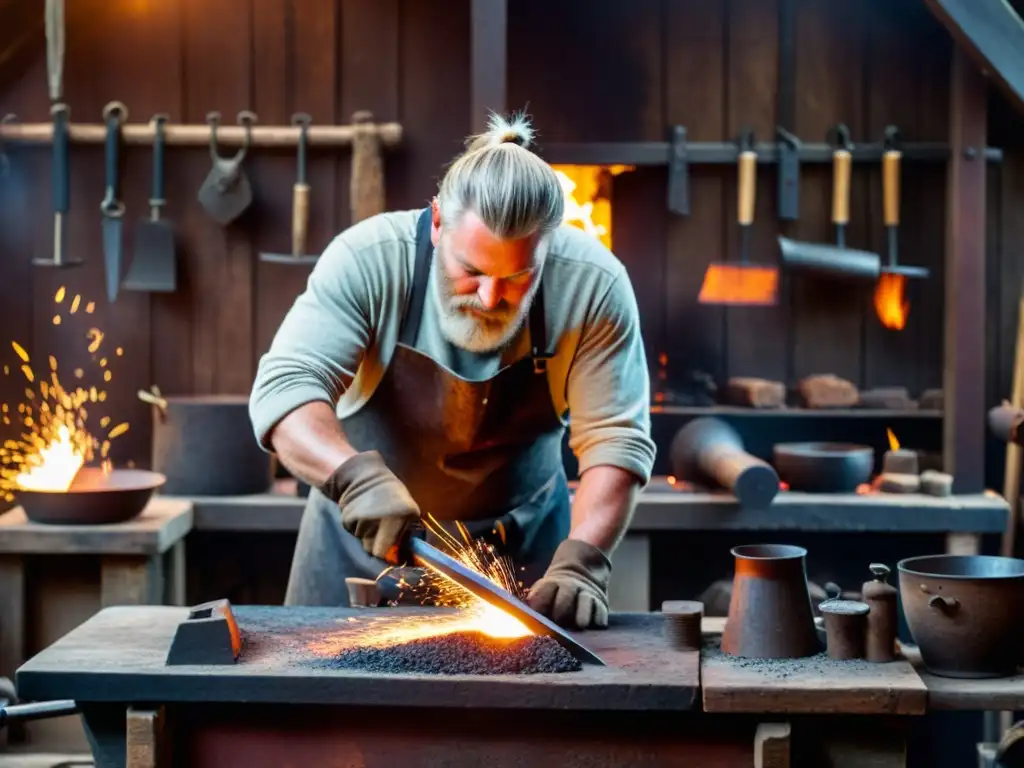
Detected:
[{"left": 323, "top": 631, "right": 583, "bottom": 675}]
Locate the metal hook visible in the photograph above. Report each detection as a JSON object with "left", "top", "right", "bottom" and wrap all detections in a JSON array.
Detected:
[
  {"left": 206, "top": 111, "right": 224, "bottom": 163},
  {"left": 737, "top": 126, "right": 756, "bottom": 153},
  {"left": 883, "top": 125, "right": 902, "bottom": 152},
  {"left": 827, "top": 123, "right": 853, "bottom": 152},
  {"left": 236, "top": 110, "right": 257, "bottom": 158},
  {"left": 0, "top": 113, "right": 18, "bottom": 177},
  {"left": 102, "top": 100, "right": 128, "bottom": 126}
]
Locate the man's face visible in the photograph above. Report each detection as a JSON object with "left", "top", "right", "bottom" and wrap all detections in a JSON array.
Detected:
[{"left": 430, "top": 202, "right": 545, "bottom": 353}]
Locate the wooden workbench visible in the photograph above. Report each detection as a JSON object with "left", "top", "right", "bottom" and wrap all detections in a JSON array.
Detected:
[
  {"left": 0, "top": 500, "right": 192, "bottom": 751},
  {"left": 15, "top": 604, "right": 999, "bottom": 768}
]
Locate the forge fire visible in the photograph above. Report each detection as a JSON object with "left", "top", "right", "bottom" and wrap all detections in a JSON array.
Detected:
[{"left": 0, "top": 287, "right": 130, "bottom": 501}]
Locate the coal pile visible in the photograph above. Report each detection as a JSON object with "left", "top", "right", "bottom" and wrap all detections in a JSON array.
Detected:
[{"left": 326, "top": 631, "right": 583, "bottom": 675}]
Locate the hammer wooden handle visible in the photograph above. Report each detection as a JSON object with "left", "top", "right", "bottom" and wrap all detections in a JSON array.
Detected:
[
  {"left": 831, "top": 149, "right": 852, "bottom": 225},
  {"left": 883, "top": 149, "right": 900, "bottom": 227},
  {"left": 737, "top": 150, "right": 757, "bottom": 226},
  {"left": 292, "top": 182, "right": 310, "bottom": 257}
]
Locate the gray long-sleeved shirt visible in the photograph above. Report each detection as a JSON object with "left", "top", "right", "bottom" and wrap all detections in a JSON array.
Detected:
[{"left": 249, "top": 209, "right": 656, "bottom": 485}]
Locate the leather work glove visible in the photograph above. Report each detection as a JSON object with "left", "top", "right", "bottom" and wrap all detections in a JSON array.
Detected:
[
  {"left": 320, "top": 451, "right": 421, "bottom": 563},
  {"left": 526, "top": 539, "right": 611, "bottom": 630}
]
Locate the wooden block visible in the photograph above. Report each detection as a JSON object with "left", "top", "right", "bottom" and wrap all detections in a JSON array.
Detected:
[
  {"left": 755, "top": 723, "right": 791, "bottom": 768},
  {"left": 126, "top": 707, "right": 165, "bottom": 768},
  {"left": 858, "top": 387, "right": 915, "bottom": 410},
  {"left": 921, "top": 470, "right": 953, "bottom": 497},
  {"left": 878, "top": 473, "right": 921, "bottom": 494},
  {"left": 798, "top": 374, "right": 859, "bottom": 409},
  {"left": 919, "top": 388, "right": 944, "bottom": 411},
  {"left": 724, "top": 377, "right": 786, "bottom": 408},
  {"left": 701, "top": 638, "right": 928, "bottom": 714}
]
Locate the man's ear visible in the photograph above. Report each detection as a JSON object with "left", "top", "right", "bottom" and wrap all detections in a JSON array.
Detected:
[{"left": 430, "top": 198, "right": 441, "bottom": 247}]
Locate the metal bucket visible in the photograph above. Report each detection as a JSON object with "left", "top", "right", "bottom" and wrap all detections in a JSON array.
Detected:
[
  {"left": 722, "top": 544, "right": 820, "bottom": 659},
  {"left": 898, "top": 554, "right": 1024, "bottom": 678}
]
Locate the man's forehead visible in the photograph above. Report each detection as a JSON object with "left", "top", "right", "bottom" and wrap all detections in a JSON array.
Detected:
[{"left": 446, "top": 211, "right": 543, "bottom": 273}]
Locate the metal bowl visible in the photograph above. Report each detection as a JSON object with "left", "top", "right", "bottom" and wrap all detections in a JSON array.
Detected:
[
  {"left": 772, "top": 442, "right": 874, "bottom": 492},
  {"left": 15, "top": 467, "right": 166, "bottom": 525},
  {"left": 898, "top": 554, "right": 1024, "bottom": 678}
]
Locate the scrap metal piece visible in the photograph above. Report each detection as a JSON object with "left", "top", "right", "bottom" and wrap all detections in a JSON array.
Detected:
[
  {"left": 666, "top": 124, "right": 690, "bottom": 216},
  {"left": 408, "top": 537, "right": 606, "bottom": 666}
]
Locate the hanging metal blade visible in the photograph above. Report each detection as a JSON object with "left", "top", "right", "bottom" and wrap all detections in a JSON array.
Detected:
[{"left": 408, "top": 537, "right": 606, "bottom": 666}]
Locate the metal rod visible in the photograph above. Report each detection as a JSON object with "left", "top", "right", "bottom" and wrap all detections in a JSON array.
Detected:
[
  {"left": 0, "top": 121, "right": 403, "bottom": 148},
  {"left": 538, "top": 140, "right": 1003, "bottom": 166}
]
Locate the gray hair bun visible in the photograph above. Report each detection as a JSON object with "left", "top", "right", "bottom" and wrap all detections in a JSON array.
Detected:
[{"left": 466, "top": 111, "right": 535, "bottom": 152}]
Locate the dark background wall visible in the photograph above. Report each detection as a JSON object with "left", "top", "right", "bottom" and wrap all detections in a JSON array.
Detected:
[{"left": 0, "top": 0, "right": 1021, "bottom": 483}]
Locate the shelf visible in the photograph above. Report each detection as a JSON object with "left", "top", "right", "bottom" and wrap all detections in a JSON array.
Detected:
[
  {"left": 651, "top": 406, "right": 943, "bottom": 419},
  {"left": 537, "top": 140, "right": 1003, "bottom": 166}
]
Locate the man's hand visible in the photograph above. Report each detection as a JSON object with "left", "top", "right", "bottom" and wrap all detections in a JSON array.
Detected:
[
  {"left": 527, "top": 539, "right": 611, "bottom": 629},
  {"left": 321, "top": 450, "right": 420, "bottom": 563}
]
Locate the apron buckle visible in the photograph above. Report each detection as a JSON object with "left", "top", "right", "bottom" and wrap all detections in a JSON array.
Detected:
[{"left": 532, "top": 349, "right": 550, "bottom": 374}]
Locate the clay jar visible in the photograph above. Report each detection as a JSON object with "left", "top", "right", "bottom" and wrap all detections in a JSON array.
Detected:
[{"left": 722, "top": 544, "right": 820, "bottom": 659}]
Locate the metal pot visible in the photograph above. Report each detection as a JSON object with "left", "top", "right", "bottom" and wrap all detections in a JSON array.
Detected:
[
  {"left": 722, "top": 544, "right": 820, "bottom": 659},
  {"left": 140, "top": 390, "right": 273, "bottom": 496},
  {"left": 898, "top": 554, "right": 1024, "bottom": 678},
  {"left": 773, "top": 442, "right": 874, "bottom": 492}
]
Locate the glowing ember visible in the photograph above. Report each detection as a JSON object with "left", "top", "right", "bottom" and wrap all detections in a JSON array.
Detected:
[
  {"left": 874, "top": 273, "right": 909, "bottom": 330},
  {"left": 886, "top": 427, "right": 900, "bottom": 451},
  {"left": 0, "top": 288, "right": 130, "bottom": 501},
  {"left": 552, "top": 165, "right": 631, "bottom": 250}
]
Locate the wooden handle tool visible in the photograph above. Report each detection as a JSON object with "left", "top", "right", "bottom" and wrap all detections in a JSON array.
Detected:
[
  {"left": 737, "top": 148, "right": 757, "bottom": 228},
  {"left": 291, "top": 113, "right": 312, "bottom": 258},
  {"left": 883, "top": 147, "right": 900, "bottom": 228}
]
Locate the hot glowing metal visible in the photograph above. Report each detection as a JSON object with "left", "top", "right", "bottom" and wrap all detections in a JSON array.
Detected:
[{"left": 409, "top": 537, "right": 606, "bottom": 666}]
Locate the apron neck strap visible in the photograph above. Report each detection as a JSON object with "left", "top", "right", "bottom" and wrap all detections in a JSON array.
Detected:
[{"left": 401, "top": 207, "right": 551, "bottom": 372}]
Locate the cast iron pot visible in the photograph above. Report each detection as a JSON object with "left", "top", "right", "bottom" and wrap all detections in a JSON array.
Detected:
[
  {"left": 772, "top": 442, "right": 874, "bottom": 492},
  {"left": 898, "top": 554, "right": 1024, "bottom": 678},
  {"left": 142, "top": 392, "right": 273, "bottom": 496},
  {"left": 15, "top": 468, "right": 166, "bottom": 525}
]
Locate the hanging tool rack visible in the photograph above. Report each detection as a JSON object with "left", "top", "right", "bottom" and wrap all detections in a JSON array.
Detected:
[{"left": 0, "top": 112, "right": 403, "bottom": 148}]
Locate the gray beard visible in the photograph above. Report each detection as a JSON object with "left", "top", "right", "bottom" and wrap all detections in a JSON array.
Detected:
[{"left": 432, "top": 244, "right": 540, "bottom": 354}]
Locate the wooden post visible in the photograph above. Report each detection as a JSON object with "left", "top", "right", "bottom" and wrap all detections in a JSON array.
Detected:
[
  {"left": 944, "top": 47, "right": 988, "bottom": 494},
  {"left": 126, "top": 707, "right": 166, "bottom": 768},
  {"left": 471, "top": 0, "right": 507, "bottom": 133}
]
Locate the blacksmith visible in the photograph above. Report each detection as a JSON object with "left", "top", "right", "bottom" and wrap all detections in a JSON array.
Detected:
[{"left": 248, "top": 112, "right": 655, "bottom": 629}]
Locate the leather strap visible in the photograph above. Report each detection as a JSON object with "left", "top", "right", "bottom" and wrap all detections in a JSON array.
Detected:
[{"left": 400, "top": 207, "right": 551, "bottom": 372}]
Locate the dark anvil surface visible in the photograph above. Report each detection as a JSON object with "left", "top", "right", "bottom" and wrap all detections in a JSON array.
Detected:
[{"left": 16, "top": 605, "right": 699, "bottom": 710}]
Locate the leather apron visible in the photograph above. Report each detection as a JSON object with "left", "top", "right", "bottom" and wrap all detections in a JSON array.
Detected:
[{"left": 284, "top": 208, "right": 570, "bottom": 607}]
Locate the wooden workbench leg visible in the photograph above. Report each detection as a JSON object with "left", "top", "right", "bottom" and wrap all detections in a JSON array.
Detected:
[
  {"left": 755, "top": 722, "right": 791, "bottom": 768},
  {"left": 946, "top": 532, "right": 981, "bottom": 555},
  {"left": 101, "top": 555, "right": 164, "bottom": 607},
  {"left": 164, "top": 540, "right": 186, "bottom": 606},
  {"left": 0, "top": 553, "right": 25, "bottom": 745},
  {"left": 126, "top": 707, "right": 167, "bottom": 768},
  {"left": 608, "top": 533, "right": 650, "bottom": 611}
]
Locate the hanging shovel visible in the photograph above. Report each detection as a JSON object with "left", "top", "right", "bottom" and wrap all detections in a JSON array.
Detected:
[
  {"left": 197, "top": 110, "right": 255, "bottom": 226},
  {"left": 123, "top": 114, "right": 177, "bottom": 292},
  {"left": 100, "top": 101, "right": 128, "bottom": 303},
  {"left": 777, "top": 123, "right": 881, "bottom": 281},
  {"left": 259, "top": 113, "right": 319, "bottom": 265}
]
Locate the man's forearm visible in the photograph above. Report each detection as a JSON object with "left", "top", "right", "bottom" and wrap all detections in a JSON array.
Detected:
[
  {"left": 268, "top": 401, "right": 358, "bottom": 487},
  {"left": 568, "top": 465, "right": 641, "bottom": 554}
]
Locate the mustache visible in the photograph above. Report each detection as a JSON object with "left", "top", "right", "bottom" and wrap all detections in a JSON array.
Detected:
[{"left": 448, "top": 294, "right": 515, "bottom": 317}]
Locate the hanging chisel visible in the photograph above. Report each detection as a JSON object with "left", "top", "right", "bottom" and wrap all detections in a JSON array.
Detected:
[{"left": 100, "top": 101, "right": 127, "bottom": 303}]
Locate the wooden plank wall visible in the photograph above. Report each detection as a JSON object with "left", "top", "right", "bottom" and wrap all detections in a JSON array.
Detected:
[{"left": 0, "top": 0, "right": 1017, "bottom": 472}]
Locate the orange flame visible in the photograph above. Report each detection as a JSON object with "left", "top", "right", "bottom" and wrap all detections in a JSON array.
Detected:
[
  {"left": 551, "top": 165, "right": 631, "bottom": 250},
  {"left": 874, "top": 273, "right": 909, "bottom": 330},
  {"left": 886, "top": 428, "right": 900, "bottom": 451}
]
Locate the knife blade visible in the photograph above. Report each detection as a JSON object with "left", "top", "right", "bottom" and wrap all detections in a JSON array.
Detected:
[{"left": 408, "top": 536, "right": 606, "bottom": 666}]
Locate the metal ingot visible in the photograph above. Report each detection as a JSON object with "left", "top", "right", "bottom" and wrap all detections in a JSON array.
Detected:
[{"left": 722, "top": 544, "right": 819, "bottom": 659}]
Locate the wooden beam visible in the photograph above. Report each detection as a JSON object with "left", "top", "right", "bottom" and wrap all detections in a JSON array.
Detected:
[
  {"left": 944, "top": 46, "right": 988, "bottom": 494},
  {"left": 922, "top": 0, "right": 1024, "bottom": 115},
  {"left": 470, "top": 0, "right": 506, "bottom": 133},
  {"left": 0, "top": 1, "right": 43, "bottom": 97}
]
